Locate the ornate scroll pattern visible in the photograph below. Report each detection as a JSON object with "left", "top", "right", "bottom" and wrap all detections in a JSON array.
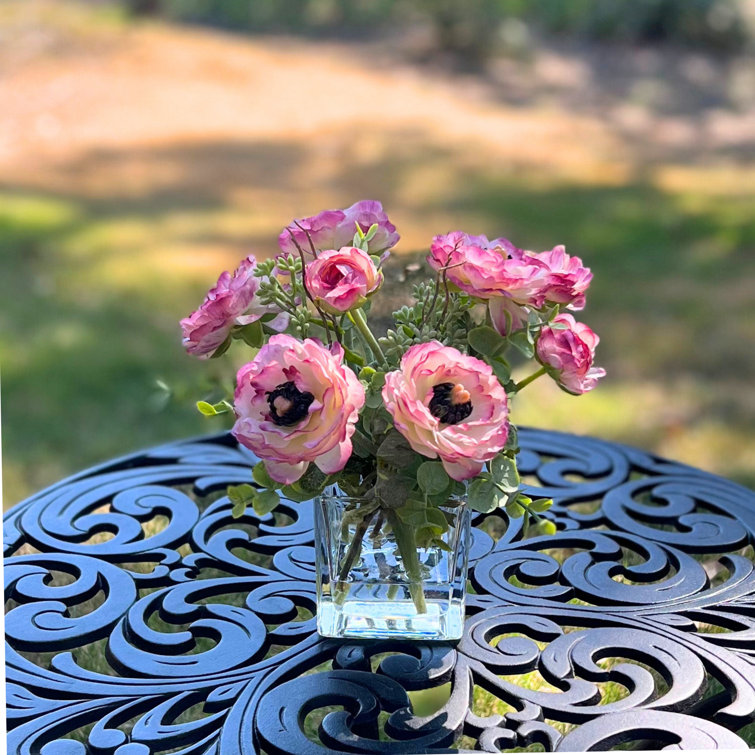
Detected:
[{"left": 5, "top": 430, "right": 755, "bottom": 753}]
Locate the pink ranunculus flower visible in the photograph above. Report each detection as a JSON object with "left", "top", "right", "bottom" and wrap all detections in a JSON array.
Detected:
[
  {"left": 181, "top": 255, "right": 288, "bottom": 359},
  {"left": 278, "top": 209, "right": 346, "bottom": 257},
  {"left": 528, "top": 245, "right": 592, "bottom": 310},
  {"left": 338, "top": 200, "right": 400, "bottom": 254},
  {"left": 232, "top": 335, "right": 366, "bottom": 484},
  {"left": 305, "top": 246, "right": 383, "bottom": 313},
  {"left": 278, "top": 200, "right": 399, "bottom": 256},
  {"left": 536, "top": 313, "right": 606, "bottom": 395},
  {"left": 382, "top": 342, "right": 509, "bottom": 481},
  {"left": 428, "top": 231, "right": 547, "bottom": 303}
]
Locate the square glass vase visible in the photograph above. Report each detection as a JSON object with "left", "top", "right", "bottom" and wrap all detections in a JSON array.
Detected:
[{"left": 314, "top": 493, "right": 471, "bottom": 640}]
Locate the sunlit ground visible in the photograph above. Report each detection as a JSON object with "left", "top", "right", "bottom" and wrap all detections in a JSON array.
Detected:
[{"left": 1, "top": 1, "right": 754, "bottom": 506}]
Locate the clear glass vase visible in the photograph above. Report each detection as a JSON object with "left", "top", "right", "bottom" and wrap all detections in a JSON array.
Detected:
[{"left": 314, "top": 492, "right": 471, "bottom": 640}]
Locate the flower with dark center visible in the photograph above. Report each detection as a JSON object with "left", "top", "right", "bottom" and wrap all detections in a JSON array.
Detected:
[
  {"left": 429, "top": 382, "right": 473, "bottom": 425},
  {"left": 233, "top": 335, "right": 365, "bottom": 484},
  {"left": 382, "top": 342, "right": 509, "bottom": 481},
  {"left": 266, "top": 381, "right": 314, "bottom": 426}
]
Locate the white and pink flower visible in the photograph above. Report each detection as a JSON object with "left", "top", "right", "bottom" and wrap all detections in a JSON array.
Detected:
[
  {"left": 279, "top": 200, "right": 399, "bottom": 256},
  {"left": 181, "top": 255, "right": 287, "bottom": 359},
  {"left": 382, "top": 342, "right": 509, "bottom": 481},
  {"left": 305, "top": 246, "right": 383, "bottom": 313},
  {"left": 277, "top": 209, "right": 346, "bottom": 257},
  {"left": 525, "top": 245, "right": 592, "bottom": 310},
  {"left": 232, "top": 335, "right": 366, "bottom": 484},
  {"left": 339, "top": 200, "right": 400, "bottom": 254},
  {"left": 428, "top": 231, "right": 549, "bottom": 305},
  {"left": 536, "top": 313, "right": 606, "bottom": 395}
]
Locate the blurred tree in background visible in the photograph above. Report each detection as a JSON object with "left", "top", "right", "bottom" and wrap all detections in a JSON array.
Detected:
[{"left": 128, "top": 0, "right": 750, "bottom": 56}]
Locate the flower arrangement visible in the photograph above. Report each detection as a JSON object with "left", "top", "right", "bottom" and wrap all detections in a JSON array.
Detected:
[{"left": 181, "top": 199, "right": 604, "bottom": 616}]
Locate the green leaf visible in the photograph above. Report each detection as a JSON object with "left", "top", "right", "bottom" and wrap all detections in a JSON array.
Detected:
[
  {"left": 468, "top": 326, "right": 506, "bottom": 358},
  {"left": 228, "top": 483, "right": 256, "bottom": 518},
  {"left": 376, "top": 472, "right": 416, "bottom": 510},
  {"left": 530, "top": 497, "right": 553, "bottom": 513},
  {"left": 377, "top": 430, "right": 415, "bottom": 469},
  {"left": 279, "top": 485, "right": 313, "bottom": 503},
  {"left": 238, "top": 321, "right": 264, "bottom": 348},
  {"left": 490, "top": 454, "right": 520, "bottom": 493},
  {"left": 210, "top": 335, "right": 232, "bottom": 359},
  {"left": 252, "top": 490, "right": 280, "bottom": 516},
  {"left": 351, "top": 428, "right": 377, "bottom": 458},
  {"left": 397, "top": 501, "right": 446, "bottom": 532},
  {"left": 425, "top": 478, "right": 456, "bottom": 507},
  {"left": 342, "top": 344, "right": 365, "bottom": 366},
  {"left": 363, "top": 223, "right": 379, "bottom": 242},
  {"left": 296, "top": 465, "right": 329, "bottom": 495},
  {"left": 505, "top": 499, "right": 525, "bottom": 518},
  {"left": 508, "top": 329, "right": 535, "bottom": 358},
  {"left": 196, "top": 400, "right": 218, "bottom": 416},
  {"left": 365, "top": 391, "right": 383, "bottom": 409},
  {"left": 488, "top": 355, "right": 511, "bottom": 385},
  {"left": 504, "top": 425, "right": 519, "bottom": 454},
  {"left": 252, "top": 462, "right": 279, "bottom": 489},
  {"left": 358, "top": 366, "right": 377, "bottom": 381},
  {"left": 467, "top": 477, "right": 505, "bottom": 513},
  {"left": 417, "top": 462, "right": 450, "bottom": 495}
]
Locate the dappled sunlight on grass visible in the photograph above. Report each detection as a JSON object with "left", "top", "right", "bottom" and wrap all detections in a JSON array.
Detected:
[{"left": 1, "top": 4, "right": 753, "bottom": 505}]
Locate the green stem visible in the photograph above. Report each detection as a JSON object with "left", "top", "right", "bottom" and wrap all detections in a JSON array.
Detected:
[
  {"left": 385, "top": 509, "right": 427, "bottom": 614},
  {"left": 334, "top": 509, "right": 376, "bottom": 605},
  {"left": 338, "top": 510, "right": 375, "bottom": 582},
  {"left": 350, "top": 307, "right": 387, "bottom": 367},
  {"left": 514, "top": 366, "right": 547, "bottom": 392}
]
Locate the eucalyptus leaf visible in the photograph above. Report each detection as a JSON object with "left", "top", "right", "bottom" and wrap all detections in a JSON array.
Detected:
[
  {"left": 488, "top": 355, "right": 512, "bottom": 385},
  {"left": 377, "top": 431, "right": 415, "bottom": 470},
  {"left": 468, "top": 326, "right": 506, "bottom": 358},
  {"left": 279, "top": 485, "right": 313, "bottom": 503},
  {"left": 504, "top": 425, "right": 519, "bottom": 454},
  {"left": 252, "top": 490, "right": 280, "bottom": 516},
  {"left": 252, "top": 462, "right": 278, "bottom": 489},
  {"left": 365, "top": 391, "right": 383, "bottom": 409},
  {"left": 490, "top": 454, "right": 520, "bottom": 493},
  {"left": 417, "top": 462, "right": 449, "bottom": 495},
  {"left": 376, "top": 471, "right": 416, "bottom": 510},
  {"left": 351, "top": 429, "right": 376, "bottom": 458},
  {"left": 508, "top": 329, "right": 535, "bottom": 358},
  {"left": 228, "top": 483, "right": 256, "bottom": 518},
  {"left": 467, "top": 477, "right": 505, "bottom": 513},
  {"left": 295, "top": 465, "right": 329, "bottom": 494}
]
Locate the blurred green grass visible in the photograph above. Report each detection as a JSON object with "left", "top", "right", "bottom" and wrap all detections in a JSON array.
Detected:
[
  {"left": 0, "top": 2, "right": 753, "bottom": 506},
  {"left": 2, "top": 165, "right": 753, "bottom": 506}
]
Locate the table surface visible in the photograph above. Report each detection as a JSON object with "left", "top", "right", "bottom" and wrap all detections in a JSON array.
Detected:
[{"left": 5, "top": 429, "right": 755, "bottom": 754}]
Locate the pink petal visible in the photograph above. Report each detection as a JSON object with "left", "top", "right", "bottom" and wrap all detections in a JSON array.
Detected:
[{"left": 264, "top": 460, "right": 309, "bottom": 485}]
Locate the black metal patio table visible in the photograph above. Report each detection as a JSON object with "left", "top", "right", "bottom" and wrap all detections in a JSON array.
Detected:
[{"left": 5, "top": 429, "right": 755, "bottom": 753}]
